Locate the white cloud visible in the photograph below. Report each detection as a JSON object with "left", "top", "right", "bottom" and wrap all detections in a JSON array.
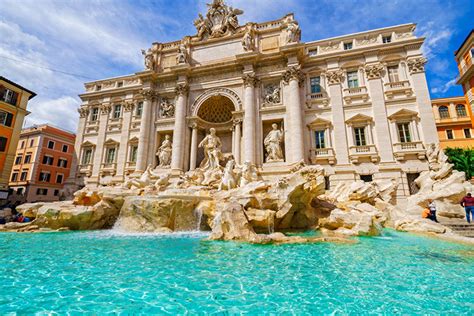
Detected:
[{"left": 431, "top": 78, "right": 457, "bottom": 94}]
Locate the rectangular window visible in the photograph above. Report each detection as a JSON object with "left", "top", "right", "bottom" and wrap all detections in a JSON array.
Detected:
[
  {"left": 42, "top": 155, "right": 54, "bottom": 165},
  {"left": 0, "top": 137, "right": 7, "bottom": 152},
  {"left": 129, "top": 145, "right": 138, "bottom": 162},
  {"left": 310, "top": 77, "right": 321, "bottom": 94},
  {"left": 347, "top": 71, "right": 359, "bottom": 88},
  {"left": 387, "top": 66, "right": 400, "bottom": 82},
  {"left": 20, "top": 171, "right": 28, "bottom": 181},
  {"left": 314, "top": 130, "right": 326, "bottom": 149},
  {"left": 382, "top": 35, "right": 392, "bottom": 43},
  {"left": 24, "top": 154, "right": 31, "bottom": 164},
  {"left": 464, "top": 129, "right": 472, "bottom": 138},
  {"left": 47, "top": 140, "right": 55, "bottom": 149},
  {"left": 446, "top": 129, "right": 454, "bottom": 140},
  {"left": 20, "top": 141, "right": 25, "bottom": 149},
  {"left": 62, "top": 144, "right": 68, "bottom": 153},
  {"left": 113, "top": 105, "right": 122, "bottom": 119},
  {"left": 96, "top": 85, "right": 101, "bottom": 91},
  {"left": 0, "top": 110, "right": 14, "bottom": 127},
  {"left": 57, "top": 158, "right": 68, "bottom": 168},
  {"left": 30, "top": 139, "right": 34, "bottom": 147},
  {"left": 135, "top": 102, "right": 143, "bottom": 117},
  {"left": 15, "top": 156, "right": 22, "bottom": 165},
  {"left": 91, "top": 107, "right": 99, "bottom": 122},
  {"left": 308, "top": 49, "right": 317, "bottom": 57},
  {"left": 117, "top": 81, "right": 123, "bottom": 88},
  {"left": 354, "top": 127, "right": 367, "bottom": 146},
  {"left": 56, "top": 174, "right": 63, "bottom": 184},
  {"left": 39, "top": 172, "right": 51, "bottom": 182},
  {"left": 82, "top": 149, "right": 93, "bottom": 165},
  {"left": 11, "top": 173, "right": 18, "bottom": 182},
  {"left": 360, "top": 174, "right": 373, "bottom": 182},
  {"left": 343, "top": 42, "right": 353, "bottom": 50},
  {"left": 1, "top": 88, "right": 19, "bottom": 106},
  {"left": 397, "top": 123, "right": 412, "bottom": 143},
  {"left": 54, "top": 189, "right": 60, "bottom": 196},
  {"left": 106, "top": 147, "right": 116, "bottom": 164},
  {"left": 36, "top": 188, "right": 48, "bottom": 195}
]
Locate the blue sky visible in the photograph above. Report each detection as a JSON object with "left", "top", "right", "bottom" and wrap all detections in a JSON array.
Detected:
[{"left": 1, "top": 0, "right": 473, "bottom": 132}]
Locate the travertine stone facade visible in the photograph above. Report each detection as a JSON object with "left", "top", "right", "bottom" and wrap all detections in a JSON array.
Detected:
[{"left": 72, "top": 0, "right": 438, "bottom": 202}]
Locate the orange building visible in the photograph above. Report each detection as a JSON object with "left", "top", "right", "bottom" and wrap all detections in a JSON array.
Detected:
[
  {"left": 0, "top": 76, "right": 36, "bottom": 203},
  {"left": 8, "top": 124, "right": 76, "bottom": 203},
  {"left": 455, "top": 29, "right": 474, "bottom": 128},
  {"left": 431, "top": 96, "right": 473, "bottom": 149}
]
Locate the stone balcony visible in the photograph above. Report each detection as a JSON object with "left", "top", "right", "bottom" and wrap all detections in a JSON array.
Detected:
[
  {"left": 108, "top": 118, "right": 122, "bottom": 132},
  {"left": 100, "top": 162, "right": 117, "bottom": 176},
  {"left": 349, "top": 145, "right": 379, "bottom": 163},
  {"left": 306, "top": 92, "right": 329, "bottom": 107},
  {"left": 343, "top": 86, "right": 369, "bottom": 104},
  {"left": 393, "top": 141, "right": 425, "bottom": 161},
  {"left": 78, "top": 164, "right": 93, "bottom": 176},
  {"left": 384, "top": 80, "right": 413, "bottom": 99},
  {"left": 309, "top": 147, "right": 336, "bottom": 165}
]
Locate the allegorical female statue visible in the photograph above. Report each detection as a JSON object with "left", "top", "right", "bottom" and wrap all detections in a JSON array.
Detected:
[
  {"left": 198, "top": 128, "right": 223, "bottom": 170},
  {"left": 156, "top": 135, "right": 172, "bottom": 168},
  {"left": 264, "top": 123, "right": 284, "bottom": 162}
]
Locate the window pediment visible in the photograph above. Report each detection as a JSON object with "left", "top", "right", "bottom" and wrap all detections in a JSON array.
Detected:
[
  {"left": 345, "top": 113, "right": 373, "bottom": 125},
  {"left": 308, "top": 117, "right": 332, "bottom": 128},
  {"left": 104, "top": 138, "right": 119, "bottom": 146},
  {"left": 388, "top": 109, "right": 418, "bottom": 121},
  {"left": 81, "top": 141, "right": 96, "bottom": 147}
]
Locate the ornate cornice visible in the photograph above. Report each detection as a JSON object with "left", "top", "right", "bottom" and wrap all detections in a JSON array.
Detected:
[
  {"left": 407, "top": 57, "right": 427, "bottom": 74},
  {"left": 282, "top": 66, "right": 305, "bottom": 86},
  {"left": 175, "top": 83, "right": 189, "bottom": 96},
  {"left": 78, "top": 107, "right": 89, "bottom": 118},
  {"left": 364, "top": 63, "right": 385, "bottom": 80},
  {"left": 325, "top": 70, "right": 345, "bottom": 85},
  {"left": 99, "top": 103, "right": 111, "bottom": 114},
  {"left": 242, "top": 73, "right": 259, "bottom": 87}
]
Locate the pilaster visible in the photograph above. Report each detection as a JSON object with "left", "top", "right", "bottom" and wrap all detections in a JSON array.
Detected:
[
  {"left": 135, "top": 90, "right": 156, "bottom": 172},
  {"left": 242, "top": 73, "right": 258, "bottom": 164},
  {"left": 116, "top": 101, "right": 134, "bottom": 178},
  {"left": 171, "top": 82, "right": 189, "bottom": 173},
  {"left": 91, "top": 103, "right": 111, "bottom": 179}
]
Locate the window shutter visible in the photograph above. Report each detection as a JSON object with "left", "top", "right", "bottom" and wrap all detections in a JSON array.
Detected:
[
  {"left": 11, "top": 92, "right": 18, "bottom": 105},
  {"left": 5, "top": 113, "right": 13, "bottom": 127}
]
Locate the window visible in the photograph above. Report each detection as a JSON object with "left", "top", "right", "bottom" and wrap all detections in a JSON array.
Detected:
[
  {"left": 438, "top": 106, "right": 450, "bottom": 119},
  {"left": 456, "top": 104, "right": 467, "bottom": 117},
  {"left": 39, "top": 172, "right": 51, "bottom": 182},
  {"left": 17, "top": 188, "right": 24, "bottom": 195},
  {"left": 24, "top": 154, "right": 31, "bottom": 164},
  {"left": 314, "top": 130, "right": 326, "bottom": 149},
  {"left": 0, "top": 110, "right": 13, "bottom": 127},
  {"left": 106, "top": 147, "right": 116, "bottom": 164},
  {"left": 382, "top": 35, "right": 392, "bottom": 43},
  {"left": 15, "top": 156, "right": 22, "bottom": 165},
  {"left": 29, "top": 139, "right": 34, "bottom": 147},
  {"left": 347, "top": 71, "right": 359, "bottom": 88},
  {"left": 397, "top": 123, "right": 412, "bottom": 143},
  {"left": 129, "top": 145, "right": 138, "bottom": 162},
  {"left": 96, "top": 85, "right": 102, "bottom": 91},
  {"left": 310, "top": 77, "right": 321, "bottom": 94},
  {"left": 113, "top": 104, "right": 122, "bottom": 119},
  {"left": 56, "top": 174, "right": 64, "bottom": 184},
  {"left": 308, "top": 49, "right": 317, "bottom": 57},
  {"left": 0, "top": 137, "right": 7, "bottom": 152},
  {"left": 42, "top": 155, "right": 54, "bottom": 165},
  {"left": 343, "top": 42, "right": 353, "bottom": 50},
  {"left": 54, "top": 189, "right": 60, "bottom": 196},
  {"left": 20, "top": 141, "right": 25, "bottom": 149},
  {"left": 11, "top": 173, "right": 18, "bottom": 182},
  {"left": 1, "top": 88, "right": 19, "bottom": 106},
  {"left": 135, "top": 102, "right": 143, "bottom": 117},
  {"left": 57, "top": 158, "right": 68, "bottom": 168},
  {"left": 82, "top": 149, "right": 93, "bottom": 165},
  {"left": 117, "top": 81, "right": 123, "bottom": 88},
  {"left": 446, "top": 130, "right": 454, "bottom": 140},
  {"left": 47, "top": 140, "right": 55, "bottom": 149},
  {"left": 387, "top": 66, "right": 400, "bottom": 82},
  {"left": 36, "top": 188, "right": 48, "bottom": 195},
  {"left": 354, "top": 127, "right": 367, "bottom": 146},
  {"left": 360, "top": 175, "right": 373, "bottom": 182},
  {"left": 464, "top": 129, "right": 471, "bottom": 138},
  {"left": 20, "top": 171, "right": 28, "bottom": 181},
  {"left": 91, "top": 107, "right": 99, "bottom": 122}
]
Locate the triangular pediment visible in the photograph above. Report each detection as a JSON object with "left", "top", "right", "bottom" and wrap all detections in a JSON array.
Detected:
[
  {"left": 128, "top": 136, "right": 139, "bottom": 143},
  {"left": 104, "top": 138, "right": 119, "bottom": 145},
  {"left": 308, "top": 117, "right": 332, "bottom": 128},
  {"left": 81, "top": 141, "right": 96, "bottom": 147},
  {"left": 388, "top": 109, "right": 418, "bottom": 120},
  {"left": 345, "top": 113, "right": 373, "bottom": 124}
]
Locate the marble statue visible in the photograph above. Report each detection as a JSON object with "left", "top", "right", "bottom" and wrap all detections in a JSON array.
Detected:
[
  {"left": 264, "top": 123, "right": 284, "bottom": 162},
  {"left": 285, "top": 18, "right": 301, "bottom": 44},
  {"left": 141, "top": 48, "right": 155, "bottom": 70},
  {"left": 264, "top": 85, "right": 281, "bottom": 105},
  {"left": 198, "top": 128, "right": 223, "bottom": 170},
  {"left": 176, "top": 43, "right": 188, "bottom": 64},
  {"left": 193, "top": 0, "right": 243, "bottom": 40},
  {"left": 156, "top": 135, "right": 172, "bottom": 168},
  {"left": 194, "top": 14, "right": 210, "bottom": 41},
  {"left": 239, "top": 161, "right": 258, "bottom": 186},
  {"left": 123, "top": 165, "right": 153, "bottom": 189},
  {"left": 218, "top": 159, "right": 237, "bottom": 191},
  {"left": 242, "top": 24, "right": 255, "bottom": 51},
  {"left": 160, "top": 99, "right": 175, "bottom": 118},
  {"left": 154, "top": 173, "right": 171, "bottom": 191}
]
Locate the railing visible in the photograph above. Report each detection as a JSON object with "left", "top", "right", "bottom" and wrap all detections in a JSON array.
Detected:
[
  {"left": 101, "top": 162, "right": 117, "bottom": 169},
  {"left": 309, "top": 92, "right": 325, "bottom": 99},
  {"left": 126, "top": 161, "right": 137, "bottom": 168},
  {"left": 393, "top": 141, "right": 424, "bottom": 152},
  {"left": 349, "top": 144, "right": 377, "bottom": 155},
  {"left": 384, "top": 80, "right": 410, "bottom": 90},
  {"left": 310, "top": 147, "right": 334, "bottom": 157},
  {"left": 344, "top": 86, "right": 366, "bottom": 95},
  {"left": 78, "top": 164, "right": 93, "bottom": 174}
]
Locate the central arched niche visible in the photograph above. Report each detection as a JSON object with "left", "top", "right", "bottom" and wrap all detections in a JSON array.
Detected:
[{"left": 197, "top": 95, "right": 235, "bottom": 123}]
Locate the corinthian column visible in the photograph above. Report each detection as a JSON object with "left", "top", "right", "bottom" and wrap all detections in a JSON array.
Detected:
[
  {"left": 283, "top": 66, "right": 305, "bottom": 163},
  {"left": 135, "top": 90, "right": 155, "bottom": 172},
  {"left": 189, "top": 123, "right": 198, "bottom": 171},
  {"left": 242, "top": 73, "right": 258, "bottom": 164},
  {"left": 171, "top": 83, "right": 189, "bottom": 172}
]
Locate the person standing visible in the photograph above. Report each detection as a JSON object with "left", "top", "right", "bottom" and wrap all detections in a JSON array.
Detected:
[
  {"left": 427, "top": 200, "right": 439, "bottom": 223},
  {"left": 460, "top": 193, "right": 474, "bottom": 224}
]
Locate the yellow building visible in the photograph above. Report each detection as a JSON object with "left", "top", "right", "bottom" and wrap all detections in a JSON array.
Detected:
[
  {"left": 455, "top": 29, "right": 474, "bottom": 128},
  {"left": 431, "top": 96, "right": 473, "bottom": 149},
  {"left": 0, "top": 76, "right": 36, "bottom": 203}
]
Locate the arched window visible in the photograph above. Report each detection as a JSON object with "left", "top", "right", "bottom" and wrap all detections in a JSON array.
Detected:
[
  {"left": 456, "top": 104, "right": 467, "bottom": 117},
  {"left": 438, "top": 106, "right": 450, "bottom": 119}
]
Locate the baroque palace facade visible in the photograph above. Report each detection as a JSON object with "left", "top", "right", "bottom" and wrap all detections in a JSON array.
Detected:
[{"left": 72, "top": 0, "right": 438, "bottom": 200}]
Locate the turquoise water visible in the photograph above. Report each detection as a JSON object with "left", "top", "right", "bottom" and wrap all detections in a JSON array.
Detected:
[{"left": 0, "top": 230, "right": 473, "bottom": 314}]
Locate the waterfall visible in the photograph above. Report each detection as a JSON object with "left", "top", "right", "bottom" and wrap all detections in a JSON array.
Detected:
[{"left": 194, "top": 208, "right": 203, "bottom": 231}]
